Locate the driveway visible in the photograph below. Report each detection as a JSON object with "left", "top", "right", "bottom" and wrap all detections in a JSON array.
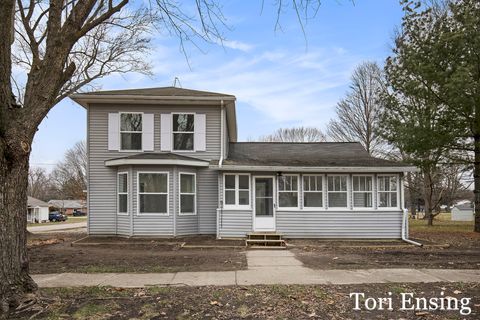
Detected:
[{"left": 28, "top": 221, "right": 87, "bottom": 233}]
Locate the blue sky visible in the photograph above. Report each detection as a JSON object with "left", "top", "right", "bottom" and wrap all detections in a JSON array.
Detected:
[{"left": 30, "top": 0, "right": 404, "bottom": 169}]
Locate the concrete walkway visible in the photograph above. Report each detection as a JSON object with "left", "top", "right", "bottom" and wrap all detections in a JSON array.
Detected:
[
  {"left": 32, "top": 250, "right": 480, "bottom": 288},
  {"left": 28, "top": 221, "right": 87, "bottom": 233}
]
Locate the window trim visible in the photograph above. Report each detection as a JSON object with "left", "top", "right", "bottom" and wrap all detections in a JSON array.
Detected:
[
  {"left": 172, "top": 112, "right": 196, "bottom": 152},
  {"left": 117, "top": 171, "right": 129, "bottom": 215},
  {"left": 377, "top": 174, "right": 400, "bottom": 209},
  {"left": 352, "top": 174, "right": 374, "bottom": 209},
  {"left": 137, "top": 171, "right": 169, "bottom": 216},
  {"left": 223, "top": 173, "right": 251, "bottom": 210},
  {"left": 326, "top": 174, "right": 350, "bottom": 209},
  {"left": 179, "top": 172, "right": 197, "bottom": 216},
  {"left": 302, "top": 174, "right": 325, "bottom": 210},
  {"left": 277, "top": 174, "right": 300, "bottom": 210},
  {"left": 119, "top": 112, "right": 144, "bottom": 152}
]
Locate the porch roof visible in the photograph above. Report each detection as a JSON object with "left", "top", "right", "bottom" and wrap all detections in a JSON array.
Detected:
[
  {"left": 105, "top": 152, "right": 210, "bottom": 167},
  {"left": 211, "top": 142, "right": 417, "bottom": 172}
]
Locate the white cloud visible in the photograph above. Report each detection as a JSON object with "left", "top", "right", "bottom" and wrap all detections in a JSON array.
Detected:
[{"left": 222, "top": 40, "right": 254, "bottom": 52}]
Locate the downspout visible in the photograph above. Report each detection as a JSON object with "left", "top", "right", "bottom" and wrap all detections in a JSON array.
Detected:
[
  {"left": 400, "top": 173, "right": 422, "bottom": 246},
  {"left": 219, "top": 100, "right": 225, "bottom": 168}
]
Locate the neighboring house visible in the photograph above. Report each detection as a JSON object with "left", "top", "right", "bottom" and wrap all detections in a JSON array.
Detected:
[
  {"left": 48, "top": 199, "right": 87, "bottom": 215},
  {"left": 27, "top": 196, "right": 49, "bottom": 223},
  {"left": 451, "top": 204, "right": 474, "bottom": 222},
  {"left": 71, "top": 87, "right": 417, "bottom": 239}
]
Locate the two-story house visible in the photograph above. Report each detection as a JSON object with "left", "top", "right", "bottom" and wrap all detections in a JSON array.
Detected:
[{"left": 71, "top": 87, "right": 417, "bottom": 239}]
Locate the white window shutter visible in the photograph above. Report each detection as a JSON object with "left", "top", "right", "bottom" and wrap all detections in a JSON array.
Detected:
[
  {"left": 194, "top": 113, "right": 206, "bottom": 151},
  {"left": 142, "top": 113, "right": 154, "bottom": 151},
  {"left": 160, "top": 113, "right": 172, "bottom": 151},
  {"left": 108, "top": 113, "right": 120, "bottom": 151}
]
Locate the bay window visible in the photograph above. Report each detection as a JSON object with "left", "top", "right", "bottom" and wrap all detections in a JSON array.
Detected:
[
  {"left": 278, "top": 175, "right": 299, "bottom": 208},
  {"left": 180, "top": 173, "right": 196, "bottom": 215},
  {"left": 303, "top": 175, "right": 323, "bottom": 208},
  {"left": 378, "top": 175, "right": 398, "bottom": 208},
  {"left": 118, "top": 172, "right": 128, "bottom": 214},
  {"left": 352, "top": 175, "right": 373, "bottom": 208},
  {"left": 120, "top": 112, "right": 142, "bottom": 150},
  {"left": 138, "top": 172, "right": 168, "bottom": 214},
  {"left": 173, "top": 113, "right": 194, "bottom": 151},
  {"left": 327, "top": 175, "right": 348, "bottom": 208}
]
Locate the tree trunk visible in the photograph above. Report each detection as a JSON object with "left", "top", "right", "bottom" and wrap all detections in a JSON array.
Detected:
[
  {"left": 474, "top": 127, "right": 480, "bottom": 233},
  {"left": 0, "top": 140, "right": 37, "bottom": 317},
  {"left": 423, "top": 171, "right": 434, "bottom": 226}
]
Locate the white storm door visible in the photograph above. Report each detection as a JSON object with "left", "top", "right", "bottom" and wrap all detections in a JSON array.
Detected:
[{"left": 254, "top": 176, "right": 275, "bottom": 231}]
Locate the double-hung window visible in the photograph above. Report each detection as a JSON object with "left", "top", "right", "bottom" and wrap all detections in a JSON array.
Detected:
[
  {"left": 378, "top": 175, "right": 398, "bottom": 208},
  {"left": 118, "top": 172, "right": 128, "bottom": 214},
  {"left": 278, "top": 175, "right": 299, "bottom": 208},
  {"left": 173, "top": 114, "right": 194, "bottom": 151},
  {"left": 327, "top": 175, "right": 348, "bottom": 208},
  {"left": 180, "top": 173, "right": 196, "bottom": 215},
  {"left": 224, "top": 174, "right": 250, "bottom": 208},
  {"left": 138, "top": 172, "right": 168, "bottom": 214},
  {"left": 303, "top": 175, "right": 323, "bottom": 208},
  {"left": 120, "top": 113, "right": 142, "bottom": 150},
  {"left": 352, "top": 175, "right": 373, "bottom": 208}
]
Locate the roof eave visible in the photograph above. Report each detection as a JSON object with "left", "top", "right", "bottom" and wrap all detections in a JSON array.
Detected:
[
  {"left": 210, "top": 164, "right": 419, "bottom": 173},
  {"left": 105, "top": 158, "right": 210, "bottom": 167}
]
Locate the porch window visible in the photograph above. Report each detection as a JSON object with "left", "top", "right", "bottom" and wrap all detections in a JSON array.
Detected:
[
  {"left": 180, "top": 173, "right": 196, "bottom": 215},
  {"left": 120, "top": 113, "right": 142, "bottom": 150},
  {"left": 303, "top": 175, "right": 323, "bottom": 208},
  {"left": 327, "top": 175, "right": 348, "bottom": 208},
  {"left": 224, "top": 174, "right": 250, "bottom": 208},
  {"left": 173, "top": 113, "right": 194, "bottom": 151},
  {"left": 118, "top": 172, "right": 128, "bottom": 214},
  {"left": 138, "top": 172, "right": 168, "bottom": 214},
  {"left": 378, "top": 175, "right": 398, "bottom": 207},
  {"left": 352, "top": 175, "right": 373, "bottom": 208},
  {"left": 278, "top": 175, "right": 299, "bottom": 208}
]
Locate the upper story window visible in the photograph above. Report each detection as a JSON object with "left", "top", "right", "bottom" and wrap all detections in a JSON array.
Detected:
[
  {"left": 352, "top": 175, "right": 373, "bottom": 208},
  {"left": 173, "top": 114, "right": 194, "bottom": 151},
  {"left": 120, "top": 113, "right": 142, "bottom": 150},
  {"left": 378, "top": 175, "right": 398, "bottom": 208},
  {"left": 303, "top": 175, "right": 323, "bottom": 208},
  {"left": 224, "top": 174, "right": 250, "bottom": 208},
  {"left": 278, "top": 175, "right": 299, "bottom": 208},
  {"left": 327, "top": 175, "right": 348, "bottom": 208}
]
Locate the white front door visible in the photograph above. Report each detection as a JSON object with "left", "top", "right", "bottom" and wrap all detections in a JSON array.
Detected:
[{"left": 254, "top": 176, "right": 275, "bottom": 231}]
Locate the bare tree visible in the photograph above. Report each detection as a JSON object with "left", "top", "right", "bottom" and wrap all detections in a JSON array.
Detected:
[
  {"left": 27, "top": 167, "right": 50, "bottom": 201},
  {"left": 50, "top": 141, "right": 87, "bottom": 200},
  {"left": 0, "top": 0, "right": 333, "bottom": 314},
  {"left": 258, "top": 127, "right": 326, "bottom": 142},
  {"left": 327, "top": 61, "right": 386, "bottom": 155}
]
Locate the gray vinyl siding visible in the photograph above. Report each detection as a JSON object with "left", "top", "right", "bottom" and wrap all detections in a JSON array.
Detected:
[
  {"left": 218, "top": 210, "right": 252, "bottom": 238},
  {"left": 276, "top": 211, "right": 403, "bottom": 238},
  {"left": 87, "top": 103, "right": 222, "bottom": 236}
]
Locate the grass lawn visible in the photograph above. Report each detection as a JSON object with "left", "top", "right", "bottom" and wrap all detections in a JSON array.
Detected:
[
  {"left": 10, "top": 283, "right": 479, "bottom": 319},
  {"left": 27, "top": 216, "right": 87, "bottom": 227},
  {"left": 409, "top": 215, "right": 474, "bottom": 233}
]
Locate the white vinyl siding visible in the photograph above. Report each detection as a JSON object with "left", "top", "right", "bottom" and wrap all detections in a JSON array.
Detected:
[
  {"left": 137, "top": 172, "right": 169, "bottom": 215},
  {"left": 378, "top": 175, "right": 399, "bottom": 208},
  {"left": 327, "top": 175, "right": 348, "bottom": 208},
  {"left": 278, "top": 175, "right": 299, "bottom": 209},
  {"left": 117, "top": 172, "right": 128, "bottom": 215},
  {"left": 179, "top": 173, "right": 196, "bottom": 215},
  {"left": 223, "top": 174, "right": 250, "bottom": 209},
  {"left": 352, "top": 175, "right": 373, "bottom": 208},
  {"left": 303, "top": 175, "right": 323, "bottom": 208}
]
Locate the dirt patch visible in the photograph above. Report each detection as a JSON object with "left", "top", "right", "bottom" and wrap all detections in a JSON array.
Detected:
[
  {"left": 11, "top": 282, "right": 479, "bottom": 319},
  {"left": 291, "top": 231, "right": 480, "bottom": 270},
  {"left": 28, "top": 232, "right": 247, "bottom": 274},
  {"left": 74, "top": 235, "right": 244, "bottom": 247}
]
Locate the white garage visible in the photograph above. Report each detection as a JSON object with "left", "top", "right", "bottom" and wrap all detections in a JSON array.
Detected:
[{"left": 451, "top": 204, "right": 474, "bottom": 222}]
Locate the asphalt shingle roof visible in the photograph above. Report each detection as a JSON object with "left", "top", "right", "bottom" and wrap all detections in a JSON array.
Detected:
[
  {"left": 27, "top": 196, "right": 49, "bottom": 207},
  {"left": 219, "top": 142, "right": 410, "bottom": 167},
  {"left": 78, "top": 86, "right": 235, "bottom": 98},
  {"left": 48, "top": 199, "right": 85, "bottom": 209}
]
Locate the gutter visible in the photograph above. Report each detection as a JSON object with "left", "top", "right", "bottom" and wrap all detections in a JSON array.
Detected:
[
  {"left": 400, "top": 175, "right": 422, "bottom": 246},
  {"left": 219, "top": 100, "right": 224, "bottom": 168},
  {"left": 210, "top": 165, "right": 419, "bottom": 173}
]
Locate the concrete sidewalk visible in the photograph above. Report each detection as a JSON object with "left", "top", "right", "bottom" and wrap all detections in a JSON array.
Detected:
[{"left": 32, "top": 250, "right": 480, "bottom": 288}]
